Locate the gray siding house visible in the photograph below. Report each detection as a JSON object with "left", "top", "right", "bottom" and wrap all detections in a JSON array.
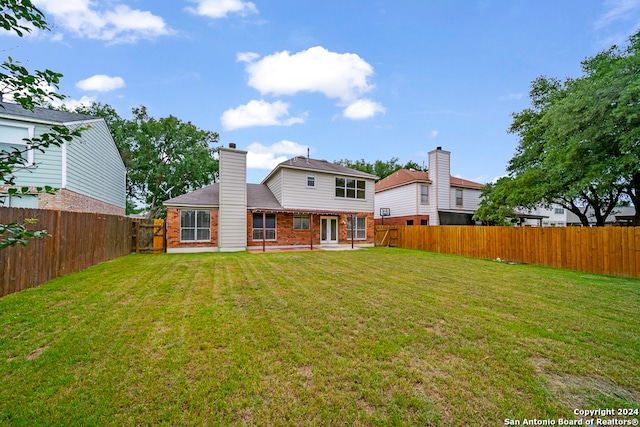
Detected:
[{"left": 0, "top": 103, "right": 126, "bottom": 215}]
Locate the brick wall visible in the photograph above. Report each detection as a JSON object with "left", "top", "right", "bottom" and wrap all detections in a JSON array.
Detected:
[
  {"left": 166, "top": 207, "right": 218, "bottom": 249},
  {"left": 374, "top": 214, "right": 430, "bottom": 226},
  {"left": 247, "top": 211, "right": 375, "bottom": 247},
  {"left": 1, "top": 186, "right": 124, "bottom": 216}
]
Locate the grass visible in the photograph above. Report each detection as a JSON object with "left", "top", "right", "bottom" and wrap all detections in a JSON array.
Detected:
[{"left": 0, "top": 247, "right": 639, "bottom": 426}]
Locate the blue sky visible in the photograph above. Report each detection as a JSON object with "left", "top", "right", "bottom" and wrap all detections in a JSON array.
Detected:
[{"left": 5, "top": 0, "right": 640, "bottom": 184}]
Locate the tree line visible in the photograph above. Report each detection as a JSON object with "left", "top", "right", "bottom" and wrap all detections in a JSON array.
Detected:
[{"left": 474, "top": 31, "right": 640, "bottom": 226}]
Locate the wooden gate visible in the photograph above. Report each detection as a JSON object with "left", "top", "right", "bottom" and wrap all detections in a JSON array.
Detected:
[
  {"left": 375, "top": 226, "right": 398, "bottom": 247},
  {"left": 132, "top": 219, "right": 165, "bottom": 253}
]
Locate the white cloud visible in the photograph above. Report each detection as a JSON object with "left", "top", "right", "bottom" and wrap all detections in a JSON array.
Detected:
[
  {"left": 595, "top": 0, "right": 640, "bottom": 29},
  {"left": 49, "top": 95, "right": 97, "bottom": 111},
  {"left": 243, "top": 46, "right": 376, "bottom": 102},
  {"left": 221, "top": 99, "right": 306, "bottom": 130},
  {"left": 237, "top": 51, "right": 260, "bottom": 63},
  {"left": 342, "top": 99, "right": 385, "bottom": 120},
  {"left": 186, "top": 0, "right": 258, "bottom": 18},
  {"left": 33, "top": 0, "right": 172, "bottom": 43},
  {"left": 239, "top": 46, "right": 385, "bottom": 120},
  {"left": 429, "top": 130, "right": 439, "bottom": 139},
  {"left": 76, "top": 74, "right": 125, "bottom": 92},
  {"left": 500, "top": 93, "right": 524, "bottom": 101},
  {"left": 246, "top": 140, "right": 309, "bottom": 169}
]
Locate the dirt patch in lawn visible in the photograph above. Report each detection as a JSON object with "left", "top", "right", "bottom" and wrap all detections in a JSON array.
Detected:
[{"left": 530, "top": 356, "right": 639, "bottom": 409}]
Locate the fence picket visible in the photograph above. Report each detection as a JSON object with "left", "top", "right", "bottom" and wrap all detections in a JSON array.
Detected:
[{"left": 375, "top": 225, "right": 640, "bottom": 278}]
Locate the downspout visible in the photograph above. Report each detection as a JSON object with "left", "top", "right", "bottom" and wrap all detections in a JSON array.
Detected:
[{"left": 310, "top": 213, "right": 314, "bottom": 250}]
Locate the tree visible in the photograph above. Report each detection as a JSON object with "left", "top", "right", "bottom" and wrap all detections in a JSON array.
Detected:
[
  {"left": 481, "top": 32, "right": 640, "bottom": 226},
  {"left": 127, "top": 106, "right": 220, "bottom": 218},
  {"left": 334, "top": 157, "right": 426, "bottom": 180},
  {"left": 1, "top": 1, "right": 82, "bottom": 248}
]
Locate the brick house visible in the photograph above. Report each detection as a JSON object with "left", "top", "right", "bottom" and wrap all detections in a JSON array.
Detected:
[
  {"left": 163, "top": 145, "right": 378, "bottom": 252},
  {"left": 374, "top": 147, "right": 483, "bottom": 225},
  {"left": 0, "top": 102, "right": 126, "bottom": 215}
]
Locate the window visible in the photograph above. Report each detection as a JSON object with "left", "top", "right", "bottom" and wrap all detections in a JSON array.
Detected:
[
  {"left": 293, "top": 214, "right": 310, "bottom": 230},
  {"left": 307, "top": 174, "right": 315, "bottom": 187},
  {"left": 335, "top": 177, "right": 365, "bottom": 199},
  {"left": 554, "top": 208, "right": 565, "bottom": 214},
  {"left": 420, "top": 219, "right": 429, "bottom": 225},
  {"left": 406, "top": 220, "right": 414, "bottom": 225},
  {"left": 455, "top": 189, "right": 463, "bottom": 206},
  {"left": 347, "top": 216, "right": 366, "bottom": 240},
  {"left": 420, "top": 185, "right": 429, "bottom": 205},
  {"left": 181, "top": 210, "right": 210, "bottom": 241},
  {"left": 0, "top": 123, "right": 33, "bottom": 165},
  {"left": 252, "top": 213, "right": 276, "bottom": 240}
]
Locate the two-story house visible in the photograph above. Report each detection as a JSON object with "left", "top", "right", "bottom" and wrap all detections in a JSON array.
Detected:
[
  {"left": 374, "top": 147, "right": 483, "bottom": 225},
  {"left": 163, "top": 144, "right": 378, "bottom": 252},
  {"left": 0, "top": 103, "right": 126, "bottom": 215}
]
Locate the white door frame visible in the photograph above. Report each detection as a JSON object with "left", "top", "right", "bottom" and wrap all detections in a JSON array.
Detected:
[{"left": 320, "top": 216, "right": 339, "bottom": 244}]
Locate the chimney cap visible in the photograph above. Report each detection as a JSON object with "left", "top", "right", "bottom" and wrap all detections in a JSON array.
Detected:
[
  {"left": 229, "top": 143, "right": 236, "bottom": 149},
  {"left": 436, "top": 146, "right": 442, "bottom": 150}
]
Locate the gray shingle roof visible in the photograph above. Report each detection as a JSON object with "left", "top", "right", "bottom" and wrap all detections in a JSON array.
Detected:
[
  {"left": 262, "top": 156, "right": 378, "bottom": 184},
  {"left": 163, "top": 183, "right": 282, "bottom": 209},
  {"left": 0, "top": 102, "right": 97, "bottom": 123}
]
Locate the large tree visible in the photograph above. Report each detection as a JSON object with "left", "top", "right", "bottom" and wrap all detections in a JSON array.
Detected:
[
  {"left": 1, "top": 0, "right": 82, "bottom": 248},
  {"left": 127, "top": 106, "right": 219, "bottom": 218},
  {"left": 479, "top": 31, "right": 640, "bottom": 226}
]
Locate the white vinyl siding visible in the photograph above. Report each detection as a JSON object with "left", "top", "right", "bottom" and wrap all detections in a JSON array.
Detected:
[
  {"left": 218, "top": 148, "right": 247, "bottom": 251},
  {"left": 277, "top": 168, "right": 375, "bottom": 212},
  {"left": 448, "top": 187, "right": 482, "bottom": 211},
  {"left": 374, "top": 184, "right": 418, "bottom": 219},
  {"left": 266, "top": 168, "right": 283, "bottom": 205},
  {"left": 66, "top": 120, "right": 126, "bottom": 208}
]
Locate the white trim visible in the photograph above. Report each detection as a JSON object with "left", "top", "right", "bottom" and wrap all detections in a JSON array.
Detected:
[
  {"left": 61, "top": 141, "right": 67, "bottom": 188},
  {"left": 0, "top": 119, "right": 35, "bottom": 165},
  {"left": 219, "top": 246, "right": 247, "bottom": 252},
  {"left": 167, "top": 247, "right": 219, "bottom": 254}
]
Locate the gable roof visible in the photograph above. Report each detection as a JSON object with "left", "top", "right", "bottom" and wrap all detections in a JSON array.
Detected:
[
  {"left": 163, "top": 183, "right": 282, "bottom": 209},
  {"left": 0, "top": 102, "right": 98, "bottom": 125},
  {"left": 375, "top": 168, "right": 484, "bottom": 192},
  {"left": 375, "top": 169, "right": 431, "bottom": 191},
  {"left": 262, "top": 156, "right": 378, "bottom": 184}
]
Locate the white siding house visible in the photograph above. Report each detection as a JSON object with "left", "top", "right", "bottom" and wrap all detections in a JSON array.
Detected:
[{"left": 374, "top": 147, "right": 484, "bottom": 225}]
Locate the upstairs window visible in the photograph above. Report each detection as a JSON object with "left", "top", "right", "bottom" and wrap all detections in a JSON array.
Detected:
[
  {"left": 420, "top": 185, "right": 429, "bottom": 205},
  {"left": 455, "top": 189, "right": 463, "bottom": 207},
  {"left": 307, "top": 174, "right": 315, "bottom": 187},
  {"left": 335, "top": 177, "right": 365, "bottom": 199},
  {"left": 554, "top": 207, "right": 565, "bottom": 214}
]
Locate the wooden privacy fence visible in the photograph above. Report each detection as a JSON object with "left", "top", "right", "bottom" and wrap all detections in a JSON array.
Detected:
[
  {"left": 1, "top": 208, "right": 134, "bottom": 296},
  {"left": 375, "top": 225, "right": 640, "bottom": 278}
]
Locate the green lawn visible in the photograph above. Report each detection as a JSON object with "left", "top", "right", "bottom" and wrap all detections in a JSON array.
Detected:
[{"left": 1, "top": 248, "right": 638, "bottom": 426}]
